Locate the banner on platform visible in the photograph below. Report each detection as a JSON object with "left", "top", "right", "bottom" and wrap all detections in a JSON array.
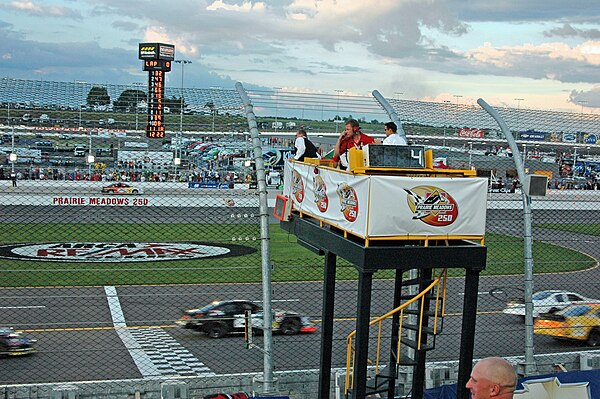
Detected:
[{"left": 283, "top": 161, "right": 487, "bottom": 238}]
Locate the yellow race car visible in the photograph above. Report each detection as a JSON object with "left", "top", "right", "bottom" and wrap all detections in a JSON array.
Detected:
[{"left": 534, "top": 302, "right": 600, "bottom": 346}]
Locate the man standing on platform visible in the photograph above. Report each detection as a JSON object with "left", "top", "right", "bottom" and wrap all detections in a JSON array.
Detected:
[
  {"left": 382, "top": 121, "right": 407, "bottom": 145},
  {"left": 293, "top": 129, "right": 319, "bottom": 162},
  {"left": 333, "top": 119, "right": 374, "bottom": 170}
]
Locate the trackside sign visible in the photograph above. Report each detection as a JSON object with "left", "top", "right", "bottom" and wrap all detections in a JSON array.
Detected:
[{"left": 0, "top": 242, "right": 256, "bottom": 263}]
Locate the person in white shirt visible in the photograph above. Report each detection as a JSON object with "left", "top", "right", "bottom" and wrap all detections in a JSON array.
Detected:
[
  {"left": 382, "top": 122, "right": 407, "bottom": 145},
  {"left": 293, "top": 129, "right": 319, "bottom": 161}
]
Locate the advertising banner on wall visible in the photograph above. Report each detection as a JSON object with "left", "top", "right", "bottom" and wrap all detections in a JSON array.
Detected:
[
  {"left": 583, "top": 133, "right": 597, "bottom": 145},
  {"left": 283, "top": 161, "right": 488, "bottom": 238},
  {"left": 519, "top": 131, "right": 546, "bottom": 140},
  {"left": 457, "top": 128, "right": 484, "bottom": 138},
  {"left": 562, "top": 133, "right": 577, "bottom": 142}
]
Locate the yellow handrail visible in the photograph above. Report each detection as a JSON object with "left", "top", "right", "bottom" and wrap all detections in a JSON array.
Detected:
[{"left": 344, "top": 268, "right": 448, "bottom": 395}]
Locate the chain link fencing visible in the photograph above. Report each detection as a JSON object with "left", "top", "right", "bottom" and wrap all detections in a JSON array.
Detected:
[{"left": 1, "top": 77, "right": 600, "bottom": 397}]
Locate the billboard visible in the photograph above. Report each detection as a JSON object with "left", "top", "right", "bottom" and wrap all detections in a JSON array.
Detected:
[
  {"left": 138, "top": 43, "right": 175, "bottom": 61},
  {"left": 583, "top": 134, "right": 597, "bottom": 145},
  {"left": 519, "top": 131, "right": 546, "bottom": 140},
  {"left": 457, "top": 128, "right": 484, "bottom": 138}
]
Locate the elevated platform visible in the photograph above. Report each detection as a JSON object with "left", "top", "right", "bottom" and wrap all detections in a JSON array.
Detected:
[
  {"left": 281, "top": 214, "right": 486, "bottom": 272},
  {"left": 279, "top": 150, "right": 487, "bottom": 399}
]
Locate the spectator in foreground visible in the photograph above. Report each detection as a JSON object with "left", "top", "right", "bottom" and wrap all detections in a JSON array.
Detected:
[
  {"left": 466, "top": 357, "right": 517, "bottom": 399},
  {"left": 382, "top": 121, "right": 407, "bottom": 145}
]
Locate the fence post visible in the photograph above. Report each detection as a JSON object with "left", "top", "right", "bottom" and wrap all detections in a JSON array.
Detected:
[
  {"left": 477, "top": 98, "right": 537, "bottom": 376},
  {"left": 371, "top": 90, "right": 407, "bottom": 142},
  {"left": 235, "top": 82, "right": 276, "bottom": 394}
]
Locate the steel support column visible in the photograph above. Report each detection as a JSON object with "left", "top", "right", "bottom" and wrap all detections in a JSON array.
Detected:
[
  {"left": 351, "top": 271, "right": 374, "bottom": 399},
  {"left": 386, "top": 269, "right": 405, "bottom": 398},
  {"left": 457, "top": 268, "right": 481, "bottom": 399},
  {"left": 318, "top": 250, "right": 337, "bottom": 399},
  {"left": 412, "top": 268, "right": 433, "bottom": 399}
]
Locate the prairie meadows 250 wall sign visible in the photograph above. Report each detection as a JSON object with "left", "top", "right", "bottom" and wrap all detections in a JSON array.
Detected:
[{"left": 0, "top": 242, "right": 256, "bottom": 263}]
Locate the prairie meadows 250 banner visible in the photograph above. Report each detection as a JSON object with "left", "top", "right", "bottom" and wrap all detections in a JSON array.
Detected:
[
  {"left": 368, "top": 176, "right": 487, "bottom": 236},
  {"left": 284, "top": 160, "right": 487, "bottom": 238}
]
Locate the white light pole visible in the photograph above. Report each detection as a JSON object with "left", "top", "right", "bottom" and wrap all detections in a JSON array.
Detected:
[
  {"left": 173, "top": 60, "right": 192, "bottom": 170},
  {"left": 394, "top": 91, "right": 404, "bottom": 101},
  {"left": 131, "top": 82, "right": 145, "bottom": 131},
  {"left": 578, "top": 100, "right": 588, "bottom": 115},
  {"left": 87, "top": 131, "right": 94, "bottom": 179},
  {"left": 274, "top": 87, "right": 282, "bottom": 131},
  {"left": 173, "top": 156, "right": 181, "bottom": 182},
  {"left": 74, "top": 80, "right": 88, "bottom": 129},
  {"left": 335, "top": 89, "right": 343, "bottom": 134},
  {"left": 443, "top": 100, "right": 451, "bottom": 148},
  {"left": 8, "top": 103, "right": 16, "bottom": 175},
  {"left": 514, "top": 98, "right": 525, "bottom": 135},
  {"left": 468, "top": 141, "right": 473, "bottom": 169}
]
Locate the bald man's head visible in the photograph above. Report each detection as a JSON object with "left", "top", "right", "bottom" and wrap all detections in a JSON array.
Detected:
[
  {"left": 477, "top": 357, "right": 517, "bottom": 388},
  {"left": 467, "top": 357, "right": 517, "bottom": 399}
]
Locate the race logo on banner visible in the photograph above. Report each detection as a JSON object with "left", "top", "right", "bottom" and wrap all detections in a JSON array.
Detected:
[
  {"left": 405, "top": 186, "right": 458, "bottom": 227},
  {"left": 336, "top": 183, "right": 358, "bottom": 222},
  {"left": 292, "top": 170, "right": 305, "bottom": 202},
  {"left": 313, "top": 173, "right": 328, "bottom": 212}
]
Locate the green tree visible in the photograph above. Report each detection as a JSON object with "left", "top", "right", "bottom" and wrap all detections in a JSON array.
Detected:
[
  {"left": 86, "top": 86, "right": 110, "bottom": 107},
  {"left": 165, "top": 96, "right": 184, "bottom": 114},
  {"left": 113, "top": 89, "right": 146, "bottom": 112}
]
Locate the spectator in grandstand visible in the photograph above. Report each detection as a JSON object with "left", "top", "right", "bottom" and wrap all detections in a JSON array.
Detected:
[
  {"left": 333, "top": 119, "right": 375, "bottom": 170},
  {"left": 466, "top": 357, "right": 517, "bottom": 399},
  {"left": 381, "top": 121, "right": 407, "bottom": 145},
  {"left": 293, "top": 129, "right": 319, "bottom": 162}
]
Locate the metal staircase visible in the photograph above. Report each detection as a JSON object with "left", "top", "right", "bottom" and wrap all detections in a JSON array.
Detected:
[{"left": 345, "top": 268, "right": 448, "bottom": 398}]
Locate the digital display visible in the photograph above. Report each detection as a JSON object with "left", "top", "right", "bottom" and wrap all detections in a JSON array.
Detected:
[
  {"left": 363, "top": 145, "right": 426, "bottom": 168},
  {"left": 139, "top": 42, "right": 174, "bottom": 139},
  {"left": 143, "top": 59, "right": 172, "bottom": 72},
  {"left": 146, "top": 70, "right": 165, "bottom": 139}
]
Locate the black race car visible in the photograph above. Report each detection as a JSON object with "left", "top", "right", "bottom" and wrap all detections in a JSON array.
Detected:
[
  {"left": 176, "top": 299, "right": 317, "bottom": 338},
  {"left": 0, "top": 327, "right": 36, "bottom": 357}
]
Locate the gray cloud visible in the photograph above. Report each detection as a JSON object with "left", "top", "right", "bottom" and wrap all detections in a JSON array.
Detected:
[
  {"left": 446, "top": 0, "right": 600, "bottom": 23},
  {"left": 569, "top": 88, "right": 600, "bottom": 108},
  {"left": 111, "top": 20, "right": 140, "bottom": 32},
  {"left": 0, "top": 1, "right": 82, "bottom": 19},
  {"left": 2, "top": 0, "right": 599, "bottom": 98},
  {"left": 544, "top": 23, "right": 600, "bottom": 39}
]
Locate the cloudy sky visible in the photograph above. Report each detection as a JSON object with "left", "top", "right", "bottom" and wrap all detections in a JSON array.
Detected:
[{"left": 1, "top": 0, "right": 599, "bottom": 112}]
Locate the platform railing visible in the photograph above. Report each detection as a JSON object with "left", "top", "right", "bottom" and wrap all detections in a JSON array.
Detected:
[{"left": 344, "top": 268, "right": 448, "bottom": 395}]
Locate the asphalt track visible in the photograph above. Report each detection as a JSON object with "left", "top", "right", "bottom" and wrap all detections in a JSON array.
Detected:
[{"left": 1, "top": 187, "right": 600, "bottom": 384}]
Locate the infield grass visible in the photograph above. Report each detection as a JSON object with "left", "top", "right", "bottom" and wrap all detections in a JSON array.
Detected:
[{"left": 0, "top": 223, "right": 595, "bottom": 287}]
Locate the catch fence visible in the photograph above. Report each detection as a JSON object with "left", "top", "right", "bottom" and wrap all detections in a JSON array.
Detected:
[{"left": 1, "top": 77, "right": 600, "bottom": 397}]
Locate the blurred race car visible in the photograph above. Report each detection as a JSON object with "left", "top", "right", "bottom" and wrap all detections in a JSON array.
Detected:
[
  {"left": 101, "top": 182, "right": 143, "bottom": 195},
  {"left": 534, "top": 302, "right": 600, "bottom": 346},
  {"left": 502, "top": 290, "right": 589, "bottom": 319},
  {"left": 0, "top": 327, "right": 37, "bottom": 357},
  {"left": 176, "top": 299, "right": 317, "bottom": 338}
]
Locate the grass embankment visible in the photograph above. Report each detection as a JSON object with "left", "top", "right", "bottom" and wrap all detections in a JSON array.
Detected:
[{"left": 0, "top": 224, "right": 595, "bottom": 287}]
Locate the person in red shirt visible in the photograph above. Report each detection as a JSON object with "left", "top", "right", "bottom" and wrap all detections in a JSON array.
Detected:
[{"left": 333, "top": 119, "right": 374, "bottom": 169}]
